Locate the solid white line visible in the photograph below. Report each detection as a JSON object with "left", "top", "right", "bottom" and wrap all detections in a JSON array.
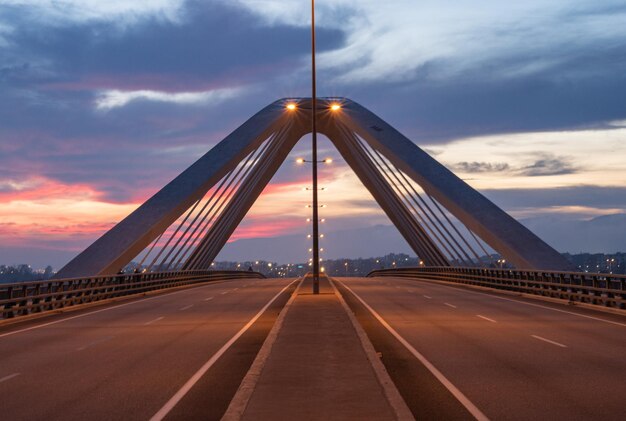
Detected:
[
  {"left": 531, "top": 335, "right": 567, "bottom": 348},
  {"left": 144, "top": 317, "right": 164, "bottom": 326},
  {"left": 150, "top": 280, "right": 297, "bottom": 421},
  {"left": 0, "top": 281, "right": 230, "bottom": 339},
  {"left": 339, "top": 281, "right": 489, "bottom": 421},
  {"left": 203, "top": 297, "right": 214, "bottom": 301},
  {"left": 444, "top": 303, "right": 457, "bottom": 309},
  {"left": 0, "top": 373, "right": 20, "bottom": 384},
  {"left": 476, "top": 315, "right": 497, "bottom": 323},
  {"left": 402, "top": 278, "right": 626, "bottom": 328},
  {"left": 423, "top": 295, "right": 432, "bottom": 299},
  {"left": 179, "top": 304, "right": 193, "bottom": 311}
]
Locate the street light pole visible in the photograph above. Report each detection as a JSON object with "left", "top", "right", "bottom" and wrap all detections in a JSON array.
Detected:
[{"left": 311, "top": 0, "right": 320, "bottom": 294}]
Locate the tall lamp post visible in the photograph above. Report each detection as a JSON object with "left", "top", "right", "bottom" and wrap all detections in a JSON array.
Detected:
[{"left": 310, "top": 0, "right": 320, "bottom": 294}]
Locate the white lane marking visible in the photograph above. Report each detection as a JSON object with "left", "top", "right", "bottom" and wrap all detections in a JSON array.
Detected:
[
  {"left": 220, "top": 290, "right": 231, "bottom": 295},
  {"left": 0, "top": 280, "right": 233, "bottom": 339},
  {"left": 403, "top": 278, "right": 626, "bottom": 328},
  {"left": 339, "top": 281, "right": 489, "bottom": 421},
  {"left": 0, "top": 373, "right": 20, "bottom": 384},
  {"left": 531, "top": 335, "right": 567, "bottom": 348},
  {"left": 150, "top": 279, "right": 297, "bottom": 421},
  {"left": 203, "top": 297, "right": 214, "bottom": 301},
  {"left": 476, "top": 315, "right": 497, "bottom": 323},
  {"left": 76, "top": 335, "right": 114, "bottom": 351},
  {"left": 144, "top": 316, "right": 164, "bottom": 326},
  {"left": 444, "top": 303, "right": 457, "bottom": 309},
  {"left": 179, "top": 304, "right": 193, "bottom": 311},
  {"left": 423, "top": 295, "right": 432, "bottom": 299}
]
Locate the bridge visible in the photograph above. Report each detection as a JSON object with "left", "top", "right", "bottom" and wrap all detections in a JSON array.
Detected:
[{"left": 1, "top": 98, "right": 625, "bottom": 420}]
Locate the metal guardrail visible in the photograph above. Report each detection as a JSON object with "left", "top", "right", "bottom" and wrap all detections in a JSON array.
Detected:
[
  {"left": 368, "top": 267, "right": 626, "bottom": 309},
  {"left": 0, "top": 270, "right": 265, "bottom": 320}
]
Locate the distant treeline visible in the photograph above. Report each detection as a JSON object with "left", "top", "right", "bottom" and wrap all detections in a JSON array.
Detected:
[
  {"left": 0, "top": 264, "right": 55, "bottom": 283},
  {"left": 2, "top": 251, "right": 624, "bottom": 283}
]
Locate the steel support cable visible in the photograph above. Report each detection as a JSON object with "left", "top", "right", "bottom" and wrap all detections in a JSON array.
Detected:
[
  {"left": 137, "top": 230, "right": 165, "bottom": 270},
  {"left": 336, "top": 125, "right": 444, "bottom": 266},
  {"left": 348, "top": 133, "right": 450, "bottom": 267},
  {"left": 333, "top": 125, "right": 430, "bottom": 262},
  {"left": 191, "top": 121, "right": 295, "bottom": 270},
  {"left": 189, "top": 123, "right": 292, "bottom": 269},
  {"left": 145, "top": 198, "right": 202, "bottom": 271},
  {"left": 159, "top": 140, "right": 268, "bottom": 271},
  {"left": 183, "top": 124, "right": 290, "bottom": 270},
  {"left": 467, "top": 229, "right": 497, "bottom": 266},
  {"left": 363, "top": 141, "right": 468, "bottom": 266},
  {"left": 179, "top": 137, "right": 279, "bottom": 270},
  {"left": 167, "top": 133, "right": 277, "bottom": 271},
  {"left": 337, "top": 124, "right": 448, "bottom": 266},
  {"left": 426, "top": 193, "right": 486, "bottom": 265},
  {"left": 392, "top": 166, "right": 478, "bottom": 266}
]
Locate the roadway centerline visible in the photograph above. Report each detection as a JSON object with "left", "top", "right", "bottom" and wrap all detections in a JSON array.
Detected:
[
  {"left": 339, "top": 281, "right": 489, "bottom": 421},
  {"left": 531, "top": 335, "right": 567, "bottom": 348},
  {"left": 423, "top": 295, "right": 432, "bottom": 299},
  {"left": 149, "top": 279, "right": 298, "bottom": 421},
  {"left": 179, "top": 305, "right": 194, "bottom": 311},
  {"left": 444, "top": 303, "right": 457, "bottom": 309},
  {"left": 476, "top": 315, "right": 497, "bottom": 323},
  {"left": 204, "top": 297, "right": 214, "bottom": 301},
  {"left": 144, "top": 317, "right": 164, "bottom": 326},
  {"left": 0, "top": 373, "right": 20, "bottom": 384}
]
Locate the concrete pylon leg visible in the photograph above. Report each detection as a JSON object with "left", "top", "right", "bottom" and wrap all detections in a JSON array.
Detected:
[
  {"left": 56, "top": 101, "right": 289, "bottom": 278},
  {"left": 331, "top": 99, "right": 573, "bottom": 271},
  {"left": 185, "top": 123, "right": 308, "bottom": 269}
]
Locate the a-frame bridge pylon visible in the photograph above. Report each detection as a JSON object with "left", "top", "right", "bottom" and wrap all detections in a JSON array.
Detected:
[{"left": 56, "top": 98, "right": 573, "bottom": 279}]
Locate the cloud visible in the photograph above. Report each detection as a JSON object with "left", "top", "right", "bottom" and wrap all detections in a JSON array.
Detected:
[
  {"left": 454, "top": 162, "right": 510, "bottom": 173},
  {"left": 519, "top": 155, "right": 577, "bottom": 176},
  {"left": 95, "top": 86, "right": 243, "bottom": 110}
]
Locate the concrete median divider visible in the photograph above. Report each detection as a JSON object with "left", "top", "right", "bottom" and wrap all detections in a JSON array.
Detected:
[{"left": 223, "top": 274, "right": 413, "bottom": 421}]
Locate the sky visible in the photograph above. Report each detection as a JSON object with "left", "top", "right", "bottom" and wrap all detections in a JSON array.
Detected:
[{"left": 1, "top": 0, "right": 626, "bottom": 268}]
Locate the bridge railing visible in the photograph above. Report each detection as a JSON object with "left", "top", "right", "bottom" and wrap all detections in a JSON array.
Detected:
[
  {"left": 0, "top": 270, "right": 264, "bottom": 320},
  {"left": 367, "top": 267, "right": 626, "bottom": 309}
]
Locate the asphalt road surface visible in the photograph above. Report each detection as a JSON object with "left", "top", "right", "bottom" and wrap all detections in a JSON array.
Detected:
[
  {"left": 0, "top": 277, "right": 294, "bottom": 420},
  {"left": 337, "top": 277, "right": 626, "bottom": 421}
]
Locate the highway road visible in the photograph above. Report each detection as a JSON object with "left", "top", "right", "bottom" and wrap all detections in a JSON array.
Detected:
[
  {"left": 337, "top": 277, "right": 626, "bottom": 421},
  {"left": 0, "top": 277, "right": 295, "bottom": 420}
]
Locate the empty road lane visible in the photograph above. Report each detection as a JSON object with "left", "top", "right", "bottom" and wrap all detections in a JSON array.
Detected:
[
  {"left": 338, "top": 277, "right": 626, "bottom": 421},
  {"left": 0, "top": 277, "right": 294, "bottom": 420}
]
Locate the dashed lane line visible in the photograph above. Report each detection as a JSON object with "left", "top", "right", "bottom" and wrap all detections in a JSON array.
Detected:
[
  {"left": 0, "top": 373, "right": 20, "bottom": 384},
  {"left": 444, "top": 303, "right": 457, "bottom": 309},
  {"left": 476, "top": 315, "right": 497, "bottom": 323},
  {"left": 531, "top": 335, "right": 567, "bottom": 348},
  {"left": 144, "top": 317, "right": 164, "bottom": 326}
]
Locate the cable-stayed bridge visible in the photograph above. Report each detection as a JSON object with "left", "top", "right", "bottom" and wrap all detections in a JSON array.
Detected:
[{"left": 1, "top": 98, "right": 624, "bottom": 421}]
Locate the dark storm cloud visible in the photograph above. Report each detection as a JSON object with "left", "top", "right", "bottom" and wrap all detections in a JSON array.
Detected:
[
  {"left": 453, "top": 162, "right": 510, "bottom": 173},
  {"left": 347, "top": 42, "right": 626, "bottom": 143},
  {"left": 1, "top": 1, "right": 345, "bottom": 89},
  {"left": 519, "top": 156, "right": 577, "bottom": 177},
  {"left": 481, "top": 186, "right": 626, "bottom": 210}
]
